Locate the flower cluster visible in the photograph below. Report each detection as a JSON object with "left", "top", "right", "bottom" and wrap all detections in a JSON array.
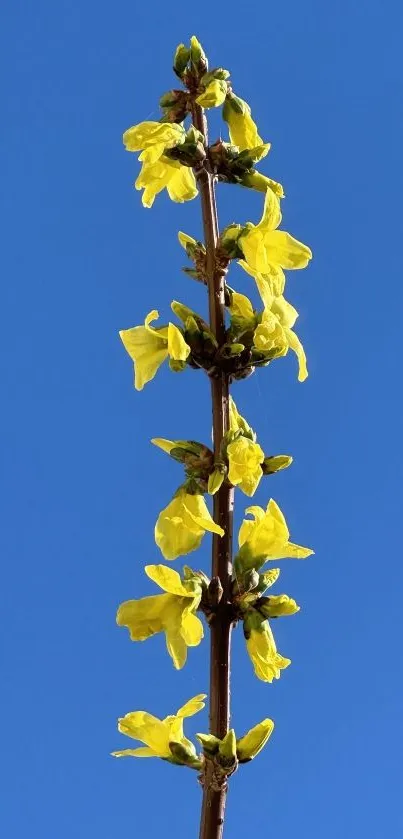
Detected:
[{"left": 114, "top": 34, "right": 314, "bottom": 787}]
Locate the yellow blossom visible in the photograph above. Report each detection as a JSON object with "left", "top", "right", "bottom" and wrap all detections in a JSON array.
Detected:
[
  {"left": 238, "top": 498, "right": 313, "bottom": 569},
  {"left": 239, "top": 258, "right": 286, "bottom": 302},
  {"left": 196, "top": 79, "right": 228, "bottom": 108},
  {"left": 227, "top": 437, "right": 265, "bottom": 497},
  {"left": 135, "top": 156, "right": 198, "bottom": 208},
  {"left": 223, "top": 96, "right": 263, "bottom": 151},
  {"left": 116, "top": 565, "right": 204, "bottom": 669},
  {"left": 242, "top": 171, "right": 284, "bottom": 198},
  {"left": 112, "top": 693, "right": 206, "bottom": 763},
  {"left": 236, "top": 718, "right": 275, "bottom": 762},
  {"left": 123, "top": 121, "right": 186, "bottom": 165},
  {"left": 239, "top": 188, "right": 312, "bottom": 275},
  {"left": 228, "top": 396, "right": 253, "bottom": 436},
  {"left": 226, "top": 398, "right": 263, "bottom": 495},
  {"left": 155, "top": 490, "right": 224, "bottom": 560},
  {"left": 262, "top": 594, "right": 300, "bottom": 617},
  {"left": 245, "top": 617, "right": 291, "bottom": 682},
  {"left": 119, "top": 310, "right": 190, "bottom": 390},
  {"left": 254, "top": 298, "right": 308, "bottom": 382}
]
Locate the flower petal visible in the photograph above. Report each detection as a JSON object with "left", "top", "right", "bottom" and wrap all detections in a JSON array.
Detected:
[
  {"left": 167, "top": 323, "right": 190, "bottom": 361},
  {"left": 263, "top": 230, "right": 312, "bottom": 269},
  {"left": 181, "top": 612, "right": 204, "bottom": 647},
  {"left": 144, "top": 564, "right": 190, "bottom": 597},
  {"left": 285, "top": 327, "right": 308, "bottom": 382},
  {"left": 176, "top": 694, "right": 207, "bottom": 718}
]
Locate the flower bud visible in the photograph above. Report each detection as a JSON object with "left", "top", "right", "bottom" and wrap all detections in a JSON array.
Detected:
[
  {"left": 237, "top": 719, "right": 274, "bottom": 763},
  {"left": 190, "top": 35, "right": 208, "bottom": 73},
  {"left": 208, "top": 468, "right": 225, "bottom": 495},
  {"left": 262, "top": 455, "right": 293, "bottom": 474},
  {"left": 258, "top": 594, "right": 300, "bottom": 618},
  {"left": 159, "top": 89, "right": 184, "bottom": 108},
  {"left": 169, "top": 741, "right": 202, "bottom": 769},
  {"left": 169, "top": 358, "right": 187, "bottom": 373},
  {"left": 218, "top": 729, "right": 237, "bottom": 766},
  {"left": 173, "top": 44, "right": 190, "bottom": 77},
  {"left": 220, "top": 224, "right": 243, "bottom": 258},
  {"left": 196, "top": 733, "right": 220, "bottom": 756}
]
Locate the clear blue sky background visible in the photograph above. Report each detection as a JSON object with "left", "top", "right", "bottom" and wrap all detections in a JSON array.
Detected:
[{"left": 1, "top": 1, "right": 403, "bottom": 836}]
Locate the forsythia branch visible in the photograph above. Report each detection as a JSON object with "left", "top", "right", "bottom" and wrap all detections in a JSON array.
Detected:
[{"left": 114, "top": 33, "right": 313, "bottom": 839}]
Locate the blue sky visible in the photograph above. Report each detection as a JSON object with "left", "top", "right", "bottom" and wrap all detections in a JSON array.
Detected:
[{"left": 1, "top": 1, "right": 403, "bottom": 836}]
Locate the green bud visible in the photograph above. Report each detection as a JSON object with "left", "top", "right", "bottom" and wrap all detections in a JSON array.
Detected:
[
  {"left": 241, "top": 569, "right": 260, "bottom": 593},
  {"left": 159, "top": 89, "right": 183, "bottom": 108},
  {"left": 173, "top": 44, "right": 190, "bottom": 77},
  {"left": 169, "top": 359, "right": 187, "bottom": 373},
  {"left": 201, "top": 68, "right": 230, "bottom": 84},
  {"left": 185, "top": 125, "right": 204, "bottom": 145},
  {"left": 258, "top": 594, "right": 300, "bottom": 618},
  {"left": 208, "top": 468, "right": 225, "bottom": 495},
  {"left": 196, "top": 733, "right": 220, "bottom": 756},
  {"left": 220, "top": 224, "right": 243, "bottom": 258},
  {"left": 171, "top": 300, "right": 196, "bottom": 323},
  {"left": 262, "top": 455, "right": 293, "bottom": 475},
  {"left": 190, "top": 35, "right": 208, "bottom": 73},
  {"left": 169, "top": 741, "right": 202, "bottom": 769},
  {"left": 207, "top": 576, "right": 223, "bottom": 607},
  {"left": 218, "top": 729, "right": 237, "bottom": 765},
  {"left": 217, "top": 342, "right": 245, "bottom": 359},
  {"left": 237, "top": 719, "right": 274, "bottom": 763},
  {"left": 185, "top": 315, "right": 201, "bottom": 337}
]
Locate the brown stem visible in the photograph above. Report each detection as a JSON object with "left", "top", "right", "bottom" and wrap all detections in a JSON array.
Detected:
[{"left": 191, "top": 101, "right": 235, "bottom": 839}]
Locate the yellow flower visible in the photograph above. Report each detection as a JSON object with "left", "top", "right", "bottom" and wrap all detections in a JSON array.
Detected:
[
  {"left": 116, "top": 564, "right": 204, "bottom": 669},
  {"left": 196, "top": 79, "right": 228, "bottom": 108},
  {"left": 112, "top": 693, "right": 206, "bottom": 764},
  {"left": 261, "top": 594, "right": 300, "bottom": 617},
  {"left": 245, "top": 615, "right": 291, "bottom": 683},
  {"left": 236, "top": 718, "right": 275, "bottom": 762},
  {"left": 223, "top": 95, "right": 263, "bottom": 151},
  {"left": 228, "top": 395, "right": 253, "bottom": 436},
  {"left": 241, "top": 171, "right": 284, "bottom": 198},
  {"left": 227, "top": 290, "right": 257, "bottom": 336},
  {"left": 238, "top": 498, "right": 313, "bottom": 569},
  {"left": 155, "top": 490, "right": 224, "bottom": 560},
  {"left": 239, "top": 188, "right": 312, "bottom": 275},
  {"left": 119, "top": 310, "right": 190, "bottom": 390},
  {"left": 227, "top": 437, "right": 265, "bottom": 497},
  {"left": 226, "top": 398, "right": 264, "bottom": 496},
  {"left": 123, "top": 121, "right": 186, "bottom": 165},
  {"left": 236, "top": 260, "right": 308, "bottom": 381},
  {"left": 239, "top": 258, "right": 286, "bottom": 301},
  {"left": 135, "top": 156, "right": 198, "bottom": 208},
  {"left": 254, "top": 298, "right": 308, "bottom": 382}
]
